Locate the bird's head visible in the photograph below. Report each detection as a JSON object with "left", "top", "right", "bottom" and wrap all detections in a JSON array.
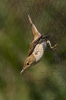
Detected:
[{"left": 20, "top": 54, "right": 36, "bottom": 74}]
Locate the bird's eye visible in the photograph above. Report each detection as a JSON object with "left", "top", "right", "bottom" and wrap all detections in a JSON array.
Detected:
[{"left": 26, "top": 62, "right": 29, "bottom": 65}]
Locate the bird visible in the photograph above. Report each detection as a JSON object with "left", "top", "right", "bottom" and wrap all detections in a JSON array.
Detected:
[{"left": 20, "top": 15, "right": 57, "bottom": 74}]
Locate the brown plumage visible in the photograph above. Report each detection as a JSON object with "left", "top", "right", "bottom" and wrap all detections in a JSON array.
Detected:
[{"left": 20, "top": 15, "right": 57, "bottom": 74}]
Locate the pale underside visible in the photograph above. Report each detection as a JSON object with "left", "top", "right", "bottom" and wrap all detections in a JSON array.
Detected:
[{"left": 33, "top": 41, "right": 47, "bottom": 61}]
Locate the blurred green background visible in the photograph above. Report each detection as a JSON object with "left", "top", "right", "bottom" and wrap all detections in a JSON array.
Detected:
[{"left": 0, "top": 0, "right": 66, "bottom": 100}]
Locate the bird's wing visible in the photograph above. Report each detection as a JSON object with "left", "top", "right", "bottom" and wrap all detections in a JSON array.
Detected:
[
  {"left": 28, "top": 15, "right": 41, "bottom": 42},
  {"left": 27, "top": 42, "right": 37, "bottom": 56},
  {"left": 27, "top": 35, "right": 50, "bottom": 56}
]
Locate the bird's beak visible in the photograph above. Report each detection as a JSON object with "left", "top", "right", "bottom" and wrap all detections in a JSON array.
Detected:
[
  {"left": 20, "top": 65, "right": 27, "bottom": 74},
  {"left": 20, "top": 69, "right": 24, "bottom": 74}
]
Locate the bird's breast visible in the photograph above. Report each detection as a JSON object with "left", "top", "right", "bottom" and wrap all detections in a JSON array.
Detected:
[{"left": 33, "top": 41, "right": 47, "bottom": 62}]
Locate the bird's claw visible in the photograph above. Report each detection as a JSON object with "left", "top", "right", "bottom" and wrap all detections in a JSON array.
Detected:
[{"left": 51, "top": 44, "right": 58, "bottom": 50}]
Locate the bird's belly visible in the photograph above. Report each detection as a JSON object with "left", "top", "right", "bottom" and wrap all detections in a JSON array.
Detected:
[{"left": 33, "top": 41, "right": 47, "bottom": 62}]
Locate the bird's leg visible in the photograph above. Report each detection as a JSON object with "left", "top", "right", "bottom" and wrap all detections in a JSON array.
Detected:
[{"left": 47, "top": 40, "right": 57, "bottom": 50}]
